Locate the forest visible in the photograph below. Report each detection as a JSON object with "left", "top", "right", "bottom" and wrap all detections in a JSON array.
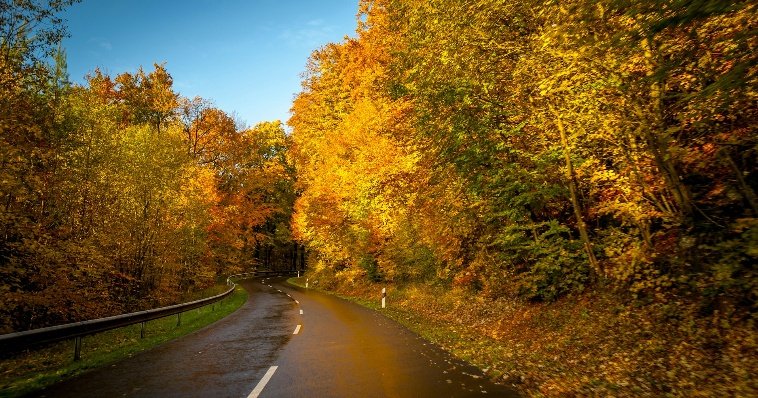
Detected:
[
  {"left": 0, "top": 1, "right": 299, "bottom": 333},
  {"left": 287, "top": 0, "right": 756, "bottom": 395},
  {"left": 1, "top": 0, "right": 756, "bottom": 396},
  {"left": 291, "top": 0, "right": 756, "bottom": 303},
  {"left": 289, "top": 0, "right": 758, "bottom": 310}
]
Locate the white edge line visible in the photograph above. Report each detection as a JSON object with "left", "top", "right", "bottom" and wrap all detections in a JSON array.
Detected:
[
  {"left": 293, "top": 324, "right": 301, "bottom": 334},
  {"left": 247, "top": 365, "right": 278, "bottom": 398}
]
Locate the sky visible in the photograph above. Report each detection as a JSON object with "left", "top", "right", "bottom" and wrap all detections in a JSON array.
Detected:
[{"left": 61, "top": 0, "right": 359, "bottom": 128}]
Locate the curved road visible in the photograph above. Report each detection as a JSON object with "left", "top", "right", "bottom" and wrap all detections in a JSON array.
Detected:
[{"left": 31, "top": 277, "right": 520, "bottom": 397}]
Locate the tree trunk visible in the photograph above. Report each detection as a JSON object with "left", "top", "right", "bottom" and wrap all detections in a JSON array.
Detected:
[
  {"left": 639, "top": 37, "right": 693, "bottom": 222},
  {"left": 549, "top": 105, "right": 602, "bottom": 278},
  {"left": 292, "top": 242, "right": 297, "bottom": 271},
  {"left": 721, "top": 149, "right": 758, "bottom": 215}
]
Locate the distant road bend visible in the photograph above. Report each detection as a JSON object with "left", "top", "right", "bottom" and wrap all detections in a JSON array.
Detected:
[{"left": 33, "top": 277, "right": 520, "bottom": 397}]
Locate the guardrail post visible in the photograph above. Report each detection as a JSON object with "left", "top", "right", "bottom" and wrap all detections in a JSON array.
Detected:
[
  {"left": 0, "top": 277, "right": 237, "bottom": 355},
  {"left": 74, "top": 336, "right": 82, "bottom": 361}
]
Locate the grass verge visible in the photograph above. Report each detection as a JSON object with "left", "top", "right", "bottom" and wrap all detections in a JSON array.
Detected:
[{"left": 0, "top": 284, "right": 248, "bottom": 398}]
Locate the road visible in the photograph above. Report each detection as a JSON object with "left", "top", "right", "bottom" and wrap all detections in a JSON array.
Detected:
[{"left": 30, "top": 277, "right": 520, "bottom": 397}]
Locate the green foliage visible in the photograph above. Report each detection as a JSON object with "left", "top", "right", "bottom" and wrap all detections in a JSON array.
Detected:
[
  {"left": 358, "top": 255, "right": 382, "bottom": 282},
  {"left": 0, "top": 0, "right": 80, "bottom": 66},
  {"left": 697, "top": 218, "right": 758, "bottom": 310}
]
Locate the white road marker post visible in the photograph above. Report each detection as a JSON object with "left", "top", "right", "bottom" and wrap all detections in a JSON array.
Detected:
[
  {"left": 306, "top": 278, "right": 309, "bottom": 289},
  {"left": 297, "top": 270, "right": 300, "bottom": 278},
  {"left": 382, "top": 287, "right": 386, "bottom": 309}
]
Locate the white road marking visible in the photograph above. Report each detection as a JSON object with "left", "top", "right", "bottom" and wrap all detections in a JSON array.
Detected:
[
  {"left": 277, "top": 289, "right": 282, "bottom": 293},
  {"left": 247, "top": 366, "right": 278, "bottom": 398},
  {"left": 268, "top": 285, "right": 272, "bottom": 288},
  {"left": 293, "top": 324, "right": 301, "bottom": 334},
  {"left": 295, "top": 300, "right": 299, "bottom": 304}
]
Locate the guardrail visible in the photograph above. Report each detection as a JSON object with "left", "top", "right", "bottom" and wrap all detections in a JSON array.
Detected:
[{"left": 0, "top": 270, "right": 294, "bottom": 360}]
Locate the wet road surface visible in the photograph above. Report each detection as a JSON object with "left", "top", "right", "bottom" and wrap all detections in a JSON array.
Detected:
[{"left": 30, "top": 277, "right": 520, "bottom": 397}]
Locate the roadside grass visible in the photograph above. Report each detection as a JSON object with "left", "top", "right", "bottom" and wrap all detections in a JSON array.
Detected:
[{"left": 0, "top": 285, "right": 248, "bottom": 398}]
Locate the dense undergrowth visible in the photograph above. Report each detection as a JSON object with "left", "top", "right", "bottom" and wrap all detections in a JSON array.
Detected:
[{"left": 301, "top": 270, "right": 756, "bottom": 397}]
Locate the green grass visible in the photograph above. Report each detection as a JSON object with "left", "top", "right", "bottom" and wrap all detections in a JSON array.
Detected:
[
  {"left": 287, "top": 276, "right": 306, "bottom": 288},
  {"left": 0, "top": 285, "right": 248, "bottom": 398}
]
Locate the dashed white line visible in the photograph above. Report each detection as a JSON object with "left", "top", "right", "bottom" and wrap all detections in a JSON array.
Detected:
[
  {"left": 293, "top": 324, "right": 301, "bottom": 334},
  {"left": 295, "top": 300, "right": 299, "bottom": 304},
  {"left": 299, "top": 309, "right": 303, "bottom": 315},
  {"left": 247, "top": 366, "right": 278, "bottom": 398},
  {"left": 277, "top": 289, "right": 282, "bottom": 293}
]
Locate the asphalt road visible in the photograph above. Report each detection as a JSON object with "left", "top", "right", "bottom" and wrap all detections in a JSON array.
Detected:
[{"left": 30, "top": 277, "right": 520, "bottom": 397}]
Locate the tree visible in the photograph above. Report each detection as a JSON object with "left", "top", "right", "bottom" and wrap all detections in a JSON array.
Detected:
[
  {"left": 115, "top": 63, "right": 179, "bottom": 132},
  {"left": 290, "top": 0, "right": 756, "bottom": 304}
]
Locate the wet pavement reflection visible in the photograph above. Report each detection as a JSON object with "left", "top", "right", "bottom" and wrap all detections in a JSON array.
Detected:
[{"left": 29, "top": 277, "right": 520, "bottom": 397}]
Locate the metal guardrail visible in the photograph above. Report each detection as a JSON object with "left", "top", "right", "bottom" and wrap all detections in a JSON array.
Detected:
[{"left": 0, "top": 270, "right": 294, "bottom": 358}]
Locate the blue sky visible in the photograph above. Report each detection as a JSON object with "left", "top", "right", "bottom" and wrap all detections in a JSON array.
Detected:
[{"left": 61, "top": 0, "right": 358, "bottom": 127}]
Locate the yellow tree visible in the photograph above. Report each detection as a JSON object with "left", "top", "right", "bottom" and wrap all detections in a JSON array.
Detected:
[{"left": 290, "top": 2, "right": 423, "bottom": 281}]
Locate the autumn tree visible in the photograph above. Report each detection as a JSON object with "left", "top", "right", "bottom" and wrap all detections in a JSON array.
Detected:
[
  {"left": 1, "top": 12, "right": 298, "bottom": 331},
  {"left": 290, "top": 0, "right": 756, "bottom": 305}
]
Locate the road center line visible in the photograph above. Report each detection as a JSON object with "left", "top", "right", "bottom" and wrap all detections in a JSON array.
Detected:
[
  {"left": 293, "top": 324, "right": 301, "bottom": 334},
  {"left": 247, "top": 366, "right": 278, "bottom": 398},
  {"left": 299, "top": 309, "right": 303, "bottom": 315},
  {"left": 295, "top": 300, "right": 299, "bottom": 304}
]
